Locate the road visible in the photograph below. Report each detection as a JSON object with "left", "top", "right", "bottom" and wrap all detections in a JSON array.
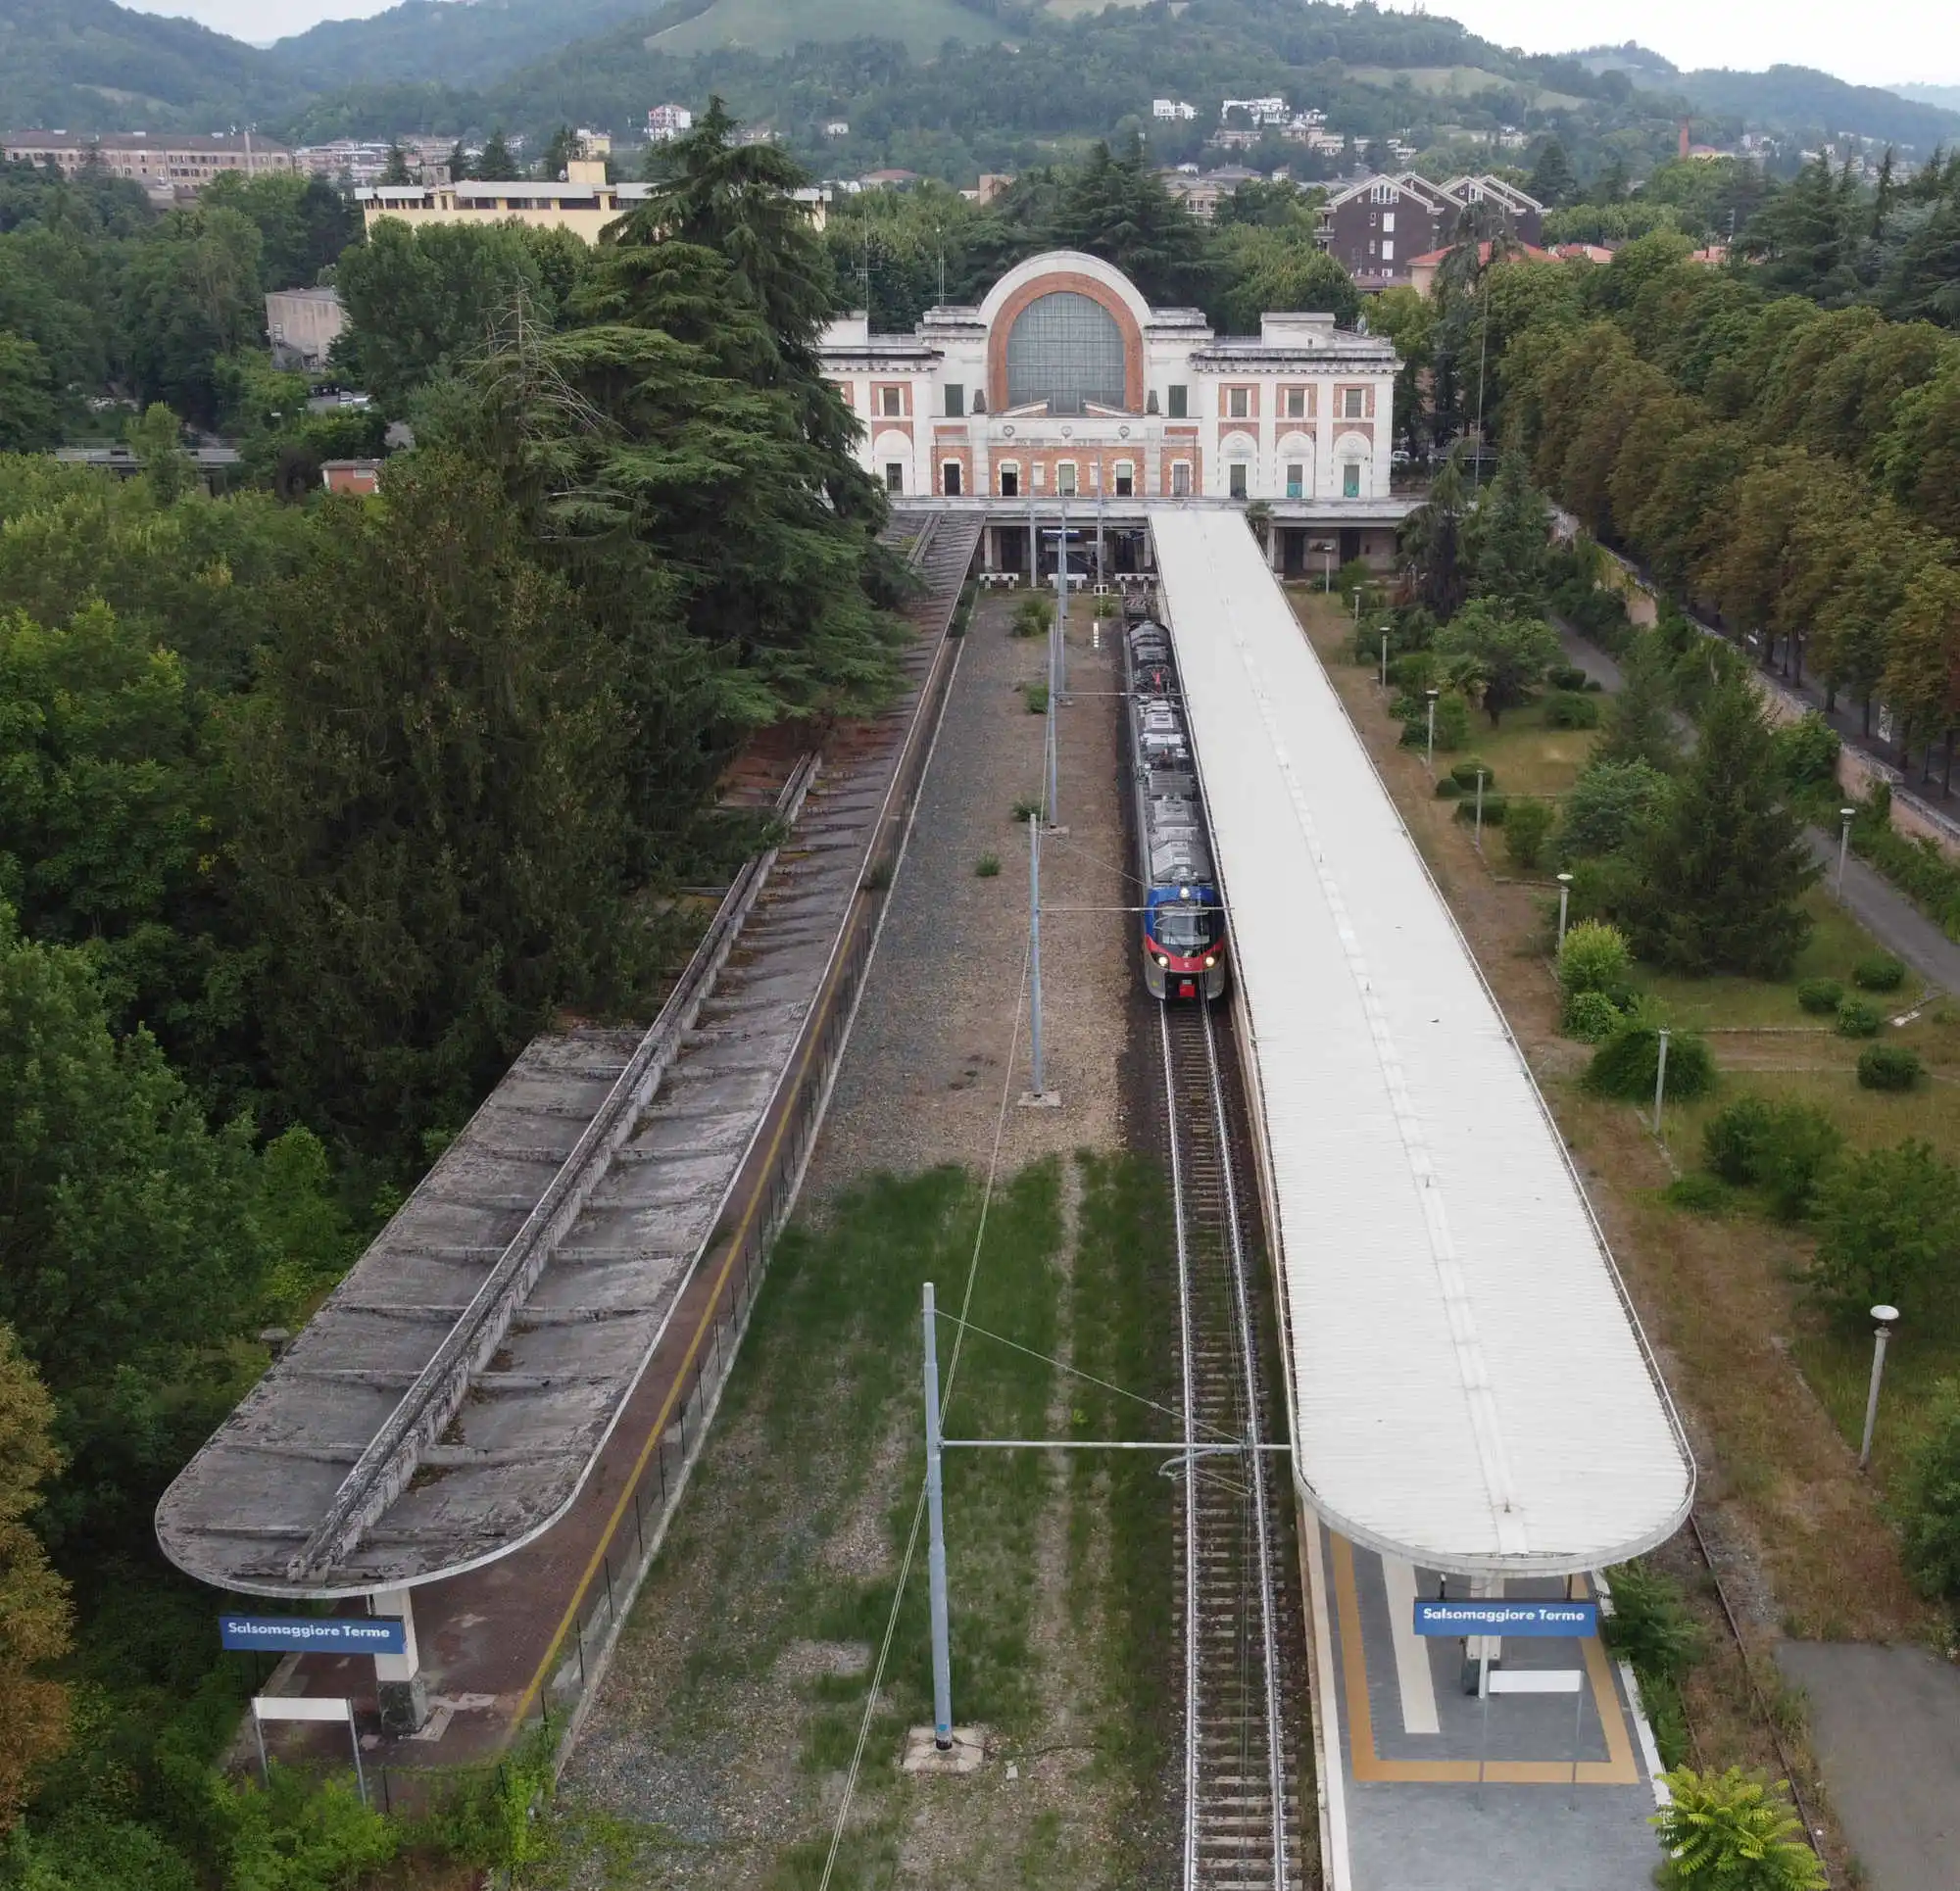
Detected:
[{"left": 1556, "top": 627, "right": 1960, "bottom": 997}]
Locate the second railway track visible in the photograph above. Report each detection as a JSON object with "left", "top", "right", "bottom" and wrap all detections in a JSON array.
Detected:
[{"left": 1157, "top": 999, "right": 1312, "bottom": 1891}]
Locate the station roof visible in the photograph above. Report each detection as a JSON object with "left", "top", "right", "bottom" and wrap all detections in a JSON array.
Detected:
[{"left": 1151, "top": 508, "right": 1693, "bottom": 1575}]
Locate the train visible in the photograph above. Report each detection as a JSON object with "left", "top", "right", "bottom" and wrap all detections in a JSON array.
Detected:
[{"left": 1122, "top": 610, "right": 1229, "bottom": 1002}]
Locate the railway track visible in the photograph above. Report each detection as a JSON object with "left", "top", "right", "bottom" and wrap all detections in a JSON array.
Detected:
[{"left": 1157, "top": 999, "right": 1310, "bottom": 1891}]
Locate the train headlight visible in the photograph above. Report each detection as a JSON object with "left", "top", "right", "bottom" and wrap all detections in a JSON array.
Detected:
[{"left": 1203, "top": 956, "right": 1216, "bottom": 968}]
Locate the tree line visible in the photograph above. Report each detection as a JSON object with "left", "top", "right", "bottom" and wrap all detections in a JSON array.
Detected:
[{"left": 0, "top": 109, "right": 905, "bottom": 1887}]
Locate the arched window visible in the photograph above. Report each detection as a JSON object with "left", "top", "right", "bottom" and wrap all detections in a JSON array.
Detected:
[{"left": 1005, "top": 291, "right": 1126, "bottom": 414}]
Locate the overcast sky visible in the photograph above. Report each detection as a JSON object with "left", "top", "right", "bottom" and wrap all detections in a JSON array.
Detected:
[{"left": 128, "top": 0, "right": 1960, "bottom": 87}]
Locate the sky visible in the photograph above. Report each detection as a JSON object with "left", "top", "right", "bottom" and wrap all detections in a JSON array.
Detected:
[{"left": 123, "top": 0, "right": 1960, "bottom": 87}]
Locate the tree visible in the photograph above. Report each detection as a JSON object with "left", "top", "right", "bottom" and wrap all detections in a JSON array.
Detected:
[
  {"left": 1596, "top": 636, "right": 1681, "bottom": 773},
  {"left": 1652, "top": 1768, "right": 1827, "bottom": 1890},
  {"left": 1809, "top": 1139, "right": 1960, "bottom": 1331},
  {"left": 122, "top": 401, "right": 191, "bottom": 502},
  {"left": 202, "top": 171, "right": 357, "bottom": 291},
  {"left": 1560, "top": 757, "right": 1671, "bottom": 860},
  {"left": 1880, "top": 561, "right": 1960, "bottom": 783},
  {"left": 1210, "top": 227, "right": 1358, "bottom": 333},
  {"left": 1466, "top": 452, "right": 1548, "bottom": 612},
  {"left": 475, "top": 131, "right": 517, "bottom": 180},
  {"left": 1899, "top": 1380, "right": 1960, "bottom": 1600},
  {"left": 224, "top": 452, "right": 650, "bottom": 1149},
  {"left": 1433, "top": 600, "right": 1561, "bottom": 725},
  {"left": 1400, "top": 449, "right": 1470, "bottom": 618},
  {"left": 538, "top": 124, "right": 577, "bottom": 182},
  {"left": 380, "top": 143, "right": 412, "bottom": 186},
  {"left": 445, "top": 139, "right": 471, "bottom": 184},
  {"left": 1627, "top": 674, "right": 1818, "bottom": 976},
  {"left": 0, "top": 1322, "right": 70, "bottom": 1832},
  {"left": 117, "top": 205, "right": 265, "bottom": 425},
  {"left": 1528, "top": 139, "right": 1579, "bottom": 210},
  {"left": 1044, "top": 134, "right": 1210, "bottom": 307}
]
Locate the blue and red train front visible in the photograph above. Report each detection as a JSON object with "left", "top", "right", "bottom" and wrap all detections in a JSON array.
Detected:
[{"left": 1143, "top": 884, "right": 1226, "bottom": 1000}]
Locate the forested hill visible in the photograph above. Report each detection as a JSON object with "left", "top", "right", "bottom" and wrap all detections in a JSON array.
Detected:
[
  {"left": 1653, "top": 65, "right": 1960, "bottom": 154},
  {"left": 0, "top": 0, "right": 306, "bottom": 132}
]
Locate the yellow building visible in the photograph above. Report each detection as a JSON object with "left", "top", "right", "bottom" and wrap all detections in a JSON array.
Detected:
[{"left": 357, "top": 158, "right": 826, "bottom": 242}]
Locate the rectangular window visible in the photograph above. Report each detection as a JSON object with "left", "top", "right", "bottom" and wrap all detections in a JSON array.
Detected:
[
  {"left": 1229, "top": 462, "right": 1248, "bottom": 500},
  {"left": 1382, "top": 211, "right": 1396, "bottom": 233},
  {"left": 1343, "top": 386, "right": 1366, "bottom": 419},
  {"left": 999, "top": 464, "right": 1019, "bottom": 498},
  {"left": 1284, "top": 387, "right": 1307, "bottom": 418},
  {"left": 1286, "top": 462, "right": 1303, "bottom": 499},
  {"left": 1171, "top": 461, "right": 1192, "bottom": 498},
  {"left": 942, "top": 461, "right": 962, "bottom": 497},
  {"left": 885, "top": 461, "right": 905, "bottom": 494},
  {"left": 879, "top": 386, "right": 904, "bottom": 417},
  {"left": 945, "top": 383, "right": 963, "bottom": 417},
  {"left": 1167, "top": 384, "right": 1188, "bottom": 419},
  {"left": 1343, "top": 462, "right": 1360, "bottom": 499},
  {"left": 1057, "top": 461, "right": 1078, "bottom": 497},
  {"left": 1114, "top": 462, "right": 1134, "bottom": 499},
  {"left": 1381, "top": 239, "right": 1395, "bottom": 263},
  {"left": 1227, "top": 387, "right": 1250, "bottom": 418}
]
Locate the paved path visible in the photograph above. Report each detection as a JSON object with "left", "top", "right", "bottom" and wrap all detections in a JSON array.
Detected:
[
  {"left": 1556, "top": 627, "right": 1960, "bottom": 997},
  {"left": 1776, "top": 1643, "right": 1960, "bottom": 1891}
]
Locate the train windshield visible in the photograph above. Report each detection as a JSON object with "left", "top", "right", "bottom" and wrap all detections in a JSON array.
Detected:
[{"left": 1154, "top": 903, "right": 1215, "bottom": 951}]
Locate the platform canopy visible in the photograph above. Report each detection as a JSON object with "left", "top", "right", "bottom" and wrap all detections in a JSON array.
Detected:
[{"left": 1151, "top": 508, "right": 1693, "bottom": 1575}]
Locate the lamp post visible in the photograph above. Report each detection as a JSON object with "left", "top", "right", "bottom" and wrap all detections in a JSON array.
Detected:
[
  {"left": 1838, "top": 805, "right": 1857, "bottom": 896},
  {"left": 1424, "top": 689, "right": 1440, "bottom": 774},
  {"left": 1473, "top": 769, "right": 1487, "bottom": 850},
  {"left": 1350, "top": 586, "right": 1364, "bottom": 629},
  {"left": 1324, "top": 549, "right": 1334, "bottom": 594},
  {"left": 1556, "top": 872, "right": 1573, "bottom": 951},
  {"left": 1858, "top": 1304, "right": 1899, "bottom": 1471},
  {"left": 1651, "top": 1027, "right": 1671, "bottom": 1136},
  {"left": 1380, "top": 629, "right": 1390, "bottom": 691}
]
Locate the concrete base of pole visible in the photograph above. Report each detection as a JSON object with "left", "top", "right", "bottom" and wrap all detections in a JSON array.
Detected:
[
  {"left": 376, "top": 1674, "right": 428, "bottom": 1737},
  {"left": 1017, "top": 1091, "right": 1062, "bottom": 1109},
  {"left": 902, "top": 1725, "right": 987, "bottom": 1774}
]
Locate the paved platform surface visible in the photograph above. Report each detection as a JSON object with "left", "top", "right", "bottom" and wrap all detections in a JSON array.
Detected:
[
  {"left": 1311, "top": 1522, "right": 1664, "bottom": 1890},
  {"left": 1776, "top": 1642, "right": 1960, "bottom": 1891}
]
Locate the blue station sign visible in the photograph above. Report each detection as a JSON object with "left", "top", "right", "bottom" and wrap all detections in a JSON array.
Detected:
[
  {"left": 220, "top": 1615, "right": 407, "bottom": 1656},
  {"left": 1412, "top": 1599, "right": 1599, "bottom": 1639}
]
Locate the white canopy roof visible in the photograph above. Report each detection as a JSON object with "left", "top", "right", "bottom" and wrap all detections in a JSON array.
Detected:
[{"left": 1151, "top": 508, "right": 1693, "bottom": 1574}]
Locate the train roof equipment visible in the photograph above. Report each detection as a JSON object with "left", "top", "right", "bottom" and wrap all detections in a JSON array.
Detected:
[{"left": 1149, "top": 507, "right": 1693, "bottom": 1576}]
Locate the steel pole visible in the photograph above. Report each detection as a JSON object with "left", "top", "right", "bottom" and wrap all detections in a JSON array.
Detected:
[
  {"left": 1380, "top": 630, "right": 1389, "bottom": 689},
  {"left": 1029, "top": 815, "right": 1046, "bottom": 1097},
  {"left": 1057, "top": 496, "right": 1069, "bottom": 701},
  {"left": 1425, "top": 694, "right": 1438, "bottom": 773},
  {"left": 921, "top": 1283, "right": 954, "bottom": 1749},
  {"left": 1557, "top": 877, "right": 1572, "bottom": 949},
  {"left": 1474, "top": 770, "right": 1486, "bottom": 850},
  {"left": 1838, "top": 809, "right": 1855, "bottom": 896},
  {"left": 1652, "top": 1027, "right": 1671, "bottom": 1136},
  {"left": 1859, "top": 1312, "right": 1896, "bottom": 1470}
]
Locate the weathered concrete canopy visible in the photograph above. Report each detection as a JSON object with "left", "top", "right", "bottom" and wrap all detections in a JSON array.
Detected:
[{"left": 157, "top": 763, "right": 857, "bottom": 1597}]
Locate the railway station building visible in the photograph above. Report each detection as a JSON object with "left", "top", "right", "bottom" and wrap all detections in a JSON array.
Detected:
[{"left": 817, "top": 250, "right": 1411, "bottom": 578}]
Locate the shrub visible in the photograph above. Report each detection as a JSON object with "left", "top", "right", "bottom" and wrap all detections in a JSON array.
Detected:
[
  {"left": 1022, "top": 681, "right": 1050, "bottom": 714},
  {"left": 1544, "top": 689, "right": 1601, "bottom": 729},
  {"left": 1432, "top": 691, "right": 1470, "bottom": 751},
  {"left": 1757, "top": 1104, "right": 1844, "bottom": 1222},
  {"left": 1547, "top": 663, "right": 1591, "bottom": 693},
  {"left": 1453, "top": 793, "right": 1506, "bottom": 825},
  {"left": 1557, "top": 918, "right": 1633, "bottom": 995},
  {"left": 1586, "top": 1020, "right": 1715, "bottom": 1103},
  {"left": 1653, "top": 1769, "right": 1826, "bottom": 1890},
  {"left": 1433, "top": 776, "right": 1462, "bottom": 799},
  {"left": 1504, "top": 796, "right": 1555, "bottom": 869},
  {"left": 1852, "top": 952, "right": 1905, "bottom": 992},
  {"left": 1900, "top": 1382, "right": 1960, "bottom": 1601},
  {"left": 975, "top": 852, "right": 1001, "bottom": 878},
  {"left": 1702, "top": 1095, "right": 1776, "bottom": 1185},
  {"left": 1562, "top": 989, "right": 1622, "bottom": 1042},
  {"left": 1603, "top": 1561, "right": 1704, "bottom": 1682},
  {"left": 1795, "top": 977, "right": 1842, "bottom": 1014},
  {"left": 1010, "top": 596, "right": 1050, "bottom": 638},
  {"left": 1011, "top": 796, "right": 1044, "bottom": 822},
  {"left": 1835, "top": 996, "right": 1883, "bottom": 1037},
  {"left": 1665, "top": 1171, "right": 1731, "bottom": 1215},
  {"left": 1771, "top": 710, "right": 1841, "bottom": 790},
  {"left": 1858, "top": 1042, "right": 1924, "bottom": 1091},
  {"left": 1809, "top": 1139, "right": 1960, "bottom": 1329},
  {"left": 1450, "top": 757, "right": 1494, "bottom": 790},
  {"left": 1389, "top": 651, "right": 1438, "bottom": 692},
  {"left": 1559, "top": 757, "right": 1670, "bottom": 860}
]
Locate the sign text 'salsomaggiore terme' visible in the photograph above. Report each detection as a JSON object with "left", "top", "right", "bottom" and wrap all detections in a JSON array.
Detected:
[
  {"left": 1412, "top": 1599, "right": 1599, "bottom": 1639},
  {"left": 220, "top": 1615, "right": 407, "bottom": 1656}
]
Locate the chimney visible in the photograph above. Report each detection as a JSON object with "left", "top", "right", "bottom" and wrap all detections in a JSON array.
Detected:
[{"left": 1679, "top": 119, "right": 1690, "bottom": 161}]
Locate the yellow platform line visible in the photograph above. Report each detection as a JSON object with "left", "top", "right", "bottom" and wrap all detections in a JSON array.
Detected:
[{"left": 1331, "top": 1534, "right": 1639, "bottom": 1786}]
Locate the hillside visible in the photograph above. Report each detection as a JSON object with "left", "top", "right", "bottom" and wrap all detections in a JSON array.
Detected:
[
  {"left": 645, "top": 0, "right": 1004, "bottom": 59},
  {"left": 0, "top": 0, "right": 301, "bottom": 132},
  {"left": 270, "top": 0, "right": 666, "bottom": 93},
  {"left": 1638, "top": 63, "right": 1960, "bottom": 151}
]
